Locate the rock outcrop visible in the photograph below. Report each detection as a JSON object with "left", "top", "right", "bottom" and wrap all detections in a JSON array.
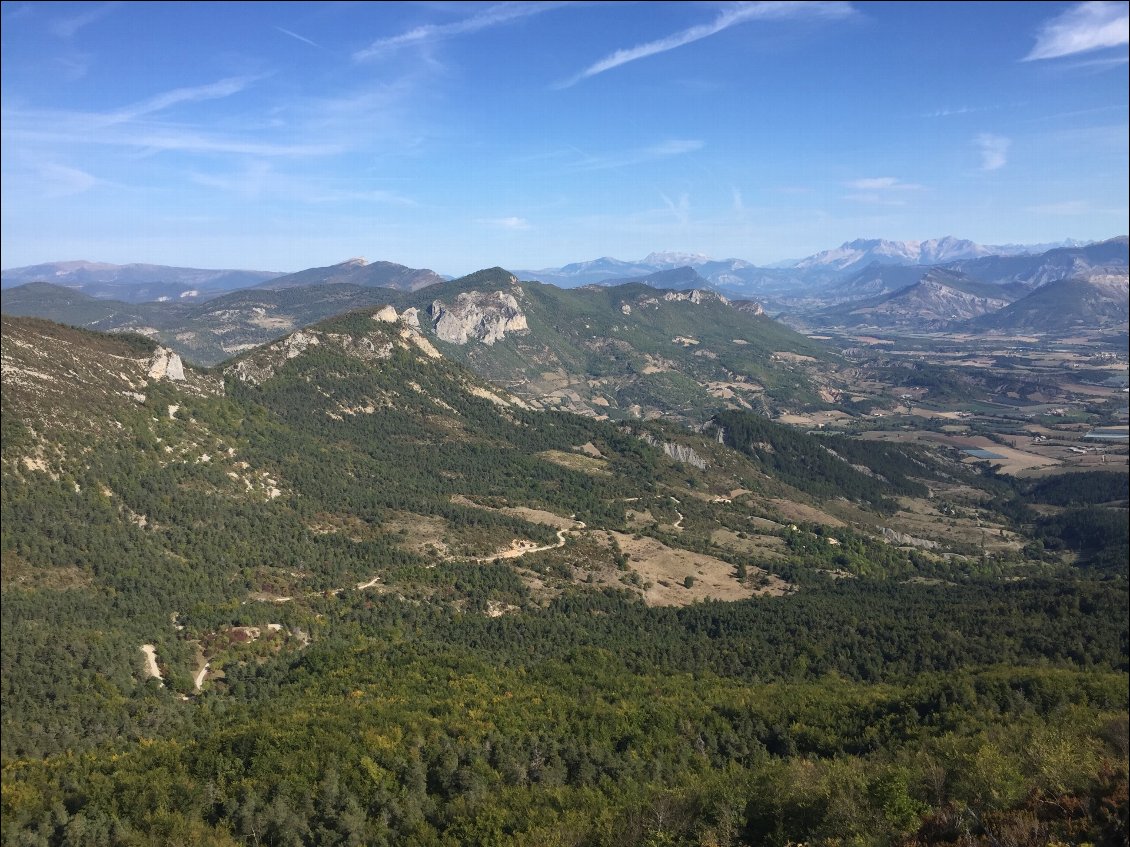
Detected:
[
  {"left": 880, "top": 527, "right": 939, "bottom": 550},
  {"left": 639, "top": 433, "right": 707, "bottom": 469},
  {"left": 661, "top": 289, "right": 728, "bottom": 306},
  {"left": 226, "top": 328, "right": 396, "bottom": 385},
  {"left": 429, "top": 290, "right": 529, "bottom": 345},
  {"left": 731, "top": 300, "right": 765, "bottom": 316},
  {"left": 148, "top": 348, "right": 185, "bottom": 381}
]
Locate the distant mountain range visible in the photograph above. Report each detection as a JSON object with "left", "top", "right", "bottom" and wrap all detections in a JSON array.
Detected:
[
  {"left": 253, "top": 257, "right": 447, "bottom": 292},
  {"left": 4, "top": 236, "right": 1109, "bottom": 305},
  {"left": 788, "top": 236, "right": 1090, "bottom": 275},
  {"left": 4, "top": 237, "right": 1124, "bottom": 343},
  {"left": 806, "top": 238, "right": 1128, "bottom": 333},
  {"left": 814, "top": 269, "right": 1025, "bottom": 330},
  {"left": 968, "top": 274, "right": 1130, "bottom": 334},
  {"left": 1, "top": 267, "right": 832, "bottom": 421},
  {"left": 0, "top": 260, "right": 285, "bottom": 303},
  {"left": 512, "top": 236, "right": 1102, "bottom": 299},
  {"left": 0, "top": 257, "right": 443, "bottom": 303}
]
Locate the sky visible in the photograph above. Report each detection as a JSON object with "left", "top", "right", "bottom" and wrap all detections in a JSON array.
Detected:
[{"left": 1, "top": 1, "right": 1128, "bottom": 275}]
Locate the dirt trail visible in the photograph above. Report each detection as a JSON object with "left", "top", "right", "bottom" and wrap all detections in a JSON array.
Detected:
[
  {"left": 140, "top": 644, "right": 163, "bottom": 685},
  {"left": 194, "top": 661, "right": 210, "bottom": 692},
  {"left": 476, "top": 522, "right": 586, "bottom": 561},
  {"left": 668, "top": 497, "right": 684, "bottom": 530}
]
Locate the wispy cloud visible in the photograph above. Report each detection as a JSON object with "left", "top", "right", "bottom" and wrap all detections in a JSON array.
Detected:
[
  {"left": 0, "top": 74, "right": 351, "bottom": 159},
  {"left": 190, "top": 161, "right": 274, "bottom": 200},
  {"left": 842, "top": 177, "right": 922, "bottom": 206},
  {"left": 844, "top": 177, "right": 921, "bottom": 191},
  {"left": 660, "top": 192, "right": 691, "bottom": 227},
  {"left": 1062, "top": 53, "right": 1130, "bottom": 70},
  {"left": 476, "top": 216, "right": 532, "bottom": 230},
  {"left": 192, "top": 164, "right": 417, "bottom": 206},
  {"left": 921, "top": 104, "right": 1002, "bottom": 118},
  {"left": 1024, "top": 1, "right": 1129, "bottom": 61},
  {"left": 1027, "top": 200, "right": 1092, "bottom": 215},
  {"left": 557, "top": 1, "right": 854, "bottom": 88},
  {"left": 731, "top": 187, "right": 745, "bottom": 214},
  {"left": 53, "top": 53, "right": 93, "bottom": 81},
  {"left": 50, "top": 1, "right": 120, "bottom": 38},
  {"left": 841, "top": 194, "right": 908, "bottom": 207},
  {"left": 37, "top": 162, "right": 101, "bottom": 197},
  {"left": 355, "top": 2, "right": 562, "bottom": 61},
  {"left": 3, "top": 117, "right": 344, "bottom": 158},
  {"left": 567, "top": 139, "right": 704, "bottom": 171},
  {"left": 275, "top": 26, "right": 320, "bottom": 48},
  {"left": 109, "top": 76, "right": 263, "bottom": 123},
  {"left": 975, "top": 133, "right": 1010, "bottom": 170}
]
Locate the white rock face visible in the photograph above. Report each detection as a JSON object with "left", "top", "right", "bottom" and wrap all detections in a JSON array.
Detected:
[
  {"left": 148, "top": 348, "right": 186, "bottom": 381},
  {"left": 881, "top": 527, "right": 939, "bottom": 550},
  {"left": 639, "top": 432, "right": 707, "bottom": 469},
  {"left": 226, "top": 329, "right": 393, "bottom": 385},
  {"left": 732, "top": 300, "right": 765, "bottom": 316},
  {"left": 429, "top": 290, "right": 529, "bottom": 345},
  {"left": 660, "top": 289, "right": 727, "bottom": 305},
  {"left": 399, "top": 307, "right": 422, "bottom": 331},
  {"left": 373, "top": 305, "right": 399, "bottom": 323},
  {"left": 284, "top": 331, "right": 319, "bottom": 359}
]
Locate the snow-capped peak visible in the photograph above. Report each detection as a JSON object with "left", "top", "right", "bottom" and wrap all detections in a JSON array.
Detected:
[{"left": 641, "top": 251, "right": 712, "bottom": 268}]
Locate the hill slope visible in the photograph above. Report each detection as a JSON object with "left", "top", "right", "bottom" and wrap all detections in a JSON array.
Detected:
[
  {"left": 967, "top": 274, "right": 1130, "bottom": 333},
  {"left": 3, "top": 269, "right": 839, "bottom": 419},
  {"left": 406, "top": 269, "right": 835, "bottom": 420},
  {"left": 2, "top": 314, "right": 1125, "bottom": 846},
  {"left": 256, "top": 257, "right": 446, "bottom": 291},
  {"left": 0, "top": 260, "right": 284, "bottom": 302},
  {"left": 814, "top": 269, "right": 1019, "bottom": 329}
]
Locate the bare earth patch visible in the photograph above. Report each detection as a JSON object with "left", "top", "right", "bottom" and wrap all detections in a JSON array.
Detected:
[
  {"left": 610, "top": 531, "right": 792, "bottom": 606},
  {"left": 385, "top": 513, "right": 451, "bottom": 558},
  {"left": 709, "top": 528, "right": 788, "bottom": 560},
  {"left": 766, "top": 498, "right": 846, "bottom": 528},
  {"left": 451, "top": 496, "right": 578, "bottom": 530},
  {"left": 140, "top": 645, "right": 163, "bottom": 684},
  {"left": 538, "top": 449, "right": 611, "bottom": 475},
  {"left": 2, "top": 554, "right": 91, "bottom": 590},
  {"left": 888, "top": 496, "right": 1020, "bottom": 554}
]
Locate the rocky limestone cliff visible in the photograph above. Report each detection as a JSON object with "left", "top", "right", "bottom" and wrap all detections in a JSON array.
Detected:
[
  {"left": 661, "top": 289, "right": 729, "bottom": 306},
  {"left": 399, "top": 307, "right": 422, "bottom": 331},
  {"left": 148, "top": 348, "right": 185, "bottom": 381},
  {"left": 226, "top": 328, "right": 394, "bottom": 385},
  {"left": 639, "top": 432, "right": 707, "bottom": 469},
  {"left": 881, "top": 527, "right": 939, "bottom": 550},
  {"left": 429, "top": 290, "right": 529, "bottom": 345},
  {"left": 731, "top": 300, "right": 765, "bottom": 316}
]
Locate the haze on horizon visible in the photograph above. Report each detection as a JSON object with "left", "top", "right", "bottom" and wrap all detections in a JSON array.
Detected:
[{"left": 1, "top": 1, "right": 1127, "bottom": 276}]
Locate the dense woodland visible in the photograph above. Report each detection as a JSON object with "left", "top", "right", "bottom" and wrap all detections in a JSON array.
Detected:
[{"left": 1, "top": 313, "right": 1127, "bottom": 846}]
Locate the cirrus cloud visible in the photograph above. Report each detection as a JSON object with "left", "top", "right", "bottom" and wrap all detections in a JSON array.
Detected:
[
  {"left": 1024, "top": 1, "right": 1129, "bottom": 61},
  {"left": 557, "top": 1, "right": 855, "bottom": 88},
  {"left": 355, "top": 2, "right": 564, "bottom": 61}
]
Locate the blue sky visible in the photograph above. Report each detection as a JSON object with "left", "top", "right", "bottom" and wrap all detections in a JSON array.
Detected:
[{"left": 1, "top": 1, "right": 1127, "bottom": 275}]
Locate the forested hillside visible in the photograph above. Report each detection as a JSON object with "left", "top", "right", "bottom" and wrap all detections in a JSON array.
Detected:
[{"left": 1, "top": 313, "right": 1126, "bottom": 846}]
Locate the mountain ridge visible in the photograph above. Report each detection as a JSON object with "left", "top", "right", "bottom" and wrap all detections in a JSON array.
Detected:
[{"left": 0, "top": 260, "right": 286, "bottom": 303}]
